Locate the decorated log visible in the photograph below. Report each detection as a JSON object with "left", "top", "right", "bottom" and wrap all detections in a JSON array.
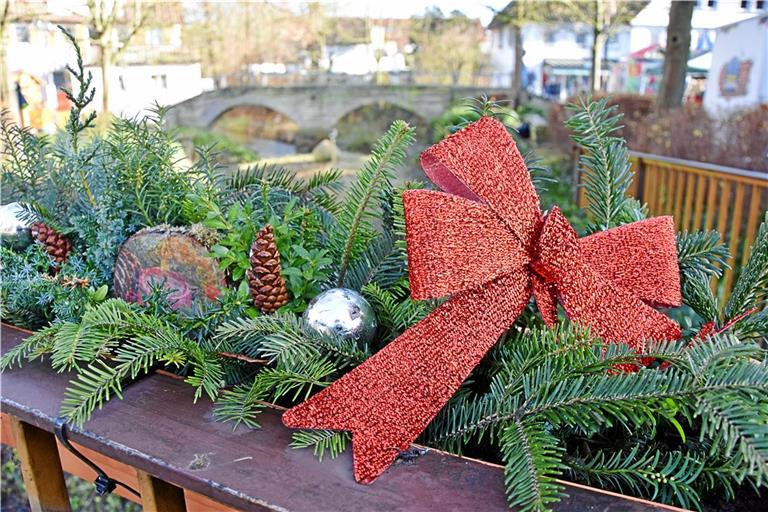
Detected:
[{"left": 113, "top": 227, "right": 226, "bottom": 313}]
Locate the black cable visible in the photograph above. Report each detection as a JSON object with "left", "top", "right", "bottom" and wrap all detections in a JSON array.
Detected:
[{"left": 54, "top": 417, "right": 141, "bottom": 498}]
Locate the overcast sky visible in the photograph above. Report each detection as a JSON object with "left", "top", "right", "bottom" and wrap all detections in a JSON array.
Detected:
[{"left": 324, "top": 0, "right": 510, "bottom": 25}]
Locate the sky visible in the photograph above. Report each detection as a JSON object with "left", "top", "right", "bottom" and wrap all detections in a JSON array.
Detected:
[{"left": 319, "top": 0, "right": 510, "bottom": 25}]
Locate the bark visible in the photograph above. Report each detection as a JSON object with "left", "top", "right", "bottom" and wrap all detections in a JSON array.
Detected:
[
  {"left": 0, "top": 1, "right": 10, "bottom": 111},
  {"left": 590, "top": 31, "right": 606, "bottom": 92},
  {"left": 657, "top": 0, "right": 694, "bottom": 109},
  {"left": 512, "top": 25, "right": 524, "bottom": 107},
  {"left": 589, "top": 0, "right": 606, "bottom": 93},
  {"left": 100, "top": 44, "right": 111, "bottom": 114}
]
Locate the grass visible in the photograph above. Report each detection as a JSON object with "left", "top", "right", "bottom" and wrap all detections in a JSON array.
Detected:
[{"left": 1, "top": 446, "right": 140, "bottom": 512}]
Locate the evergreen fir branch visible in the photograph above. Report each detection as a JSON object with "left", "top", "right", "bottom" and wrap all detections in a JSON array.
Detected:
[
  {"left": 564, "top": 447, "right": 703, "bottom": 510},
  {"left": 695, "top": 392, "right": 768, "bottom": 485},
  {"left": 332, "top": 120, "right": 415, "bottom": 286},
  {"left": 59, "top": 301, "right": 224, "bottom": 426},
  {"left": 0, "top": 112, "right": 51, "bottom": 203},
  {"left": 214, "top": 380, "right": 268, "bottom": 429},
  {"left": 58, "top": 26, "right": 97, "bottom": 150},
  {"left": 424, "top": 392, "right": 516, "bottom": 453},
  {"left": 725, "top": 212, "right": 768, "bottom": 321},
  {"left": 341, "top": 234, "right": 406, "bottom": 291},
  {"left": 214, "top": 357, "right": 335, "bottom": 429},
  {"left": 678, "top": 230, "right": 730, "bottom": 281},
  {"left": 0, "top": 323, "right": 60, "bottom": 371},
  {"left": 290, "top": 430, "right": 351, "bottom": 462},
  {"left": 565, "top": 96, "right": 638, "bottom": 231},
  {"left": 362, "top": 282, "right": 430, "bottom": 341},
  {"left": 214, "top": 314, "right": 369, "bottom": 367},
  {"left": 500, "top": 418, "right": 566, "bottom": 512},
  {"left": 680, "top": 274, "right": 720, "bottom": 322}
]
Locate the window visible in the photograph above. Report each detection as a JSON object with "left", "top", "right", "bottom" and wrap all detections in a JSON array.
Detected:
[
  {"left": 508, "top": 26, "right": 515, "bottom": 47},
  {"left": 119, "top": 75, "right": 126, "bottom": 91},
  {"left": 146, "top": 28, "right": 163, "bottom": 46},
  {"left": 707, "top": 0, "right": 717, "bottom": 7},
  {"left": 757, "top": 0, "right": 765, "bottom": 9},
  {"left": 151, "top": 74, "right": 168, "bottom": 89},
  {"left": 545, "top": 30, "right": 556, "bottom": 43},
  {"left": 16, "top": 24, "right": 30, "bottom": 43},
  {"left": 576, "top": 31, "right": 587, "bottom": 45},
  {"left": 740, "top": 0, "right": 749, "bottom": 8}
]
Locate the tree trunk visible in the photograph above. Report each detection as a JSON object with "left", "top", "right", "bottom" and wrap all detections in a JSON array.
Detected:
[
  {"left": 590, "top": 31, "right": 606, "bottom": 92},
  {"left": 512, "top": 25, "right": 524, "bottom": 107},
  {"left": 0, "top": 27, "right": 10, "bottom": 111},
  {"left": 589, "top": 0, "right": 605, "bottom": 93},
  {"left": 100, "top": 44, "right": 111, "bottom": 114},
  {"left": 657, "top": 0, "right": 694, "bottom": 108}
]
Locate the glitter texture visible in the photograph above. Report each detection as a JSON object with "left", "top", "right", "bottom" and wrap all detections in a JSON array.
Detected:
[{"left": 283, "top": 116, "right": 683, "bottom": 484}]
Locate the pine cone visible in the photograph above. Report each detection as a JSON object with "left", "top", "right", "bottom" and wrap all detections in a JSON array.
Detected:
[
  {"left": 247, "top": 225, "right": 289, "bottom": 313},
  {"left": 31, "top": 222, "right": 72, "bottom": 264}
]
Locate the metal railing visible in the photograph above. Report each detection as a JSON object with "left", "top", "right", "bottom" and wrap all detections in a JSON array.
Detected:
[{"left": 578, "top": 151, "right": 768, "bottom": 300}]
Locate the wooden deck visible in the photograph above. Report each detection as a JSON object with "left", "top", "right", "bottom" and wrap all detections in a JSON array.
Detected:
[{"left": 0, "top": 324, "right": 685, "bottom": 511}]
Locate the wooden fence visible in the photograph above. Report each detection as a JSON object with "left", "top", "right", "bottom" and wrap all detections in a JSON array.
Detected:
[
  {"left": 577, "top": 151, "right": 768, "bottom": 301},
  {"left": 0, "top": 324, "right": 678, "bottom": 512}
]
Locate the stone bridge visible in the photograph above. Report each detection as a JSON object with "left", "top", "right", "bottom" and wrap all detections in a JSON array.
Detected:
[{"left": 166, "top": 84, "right": 512, "bottom": 134}]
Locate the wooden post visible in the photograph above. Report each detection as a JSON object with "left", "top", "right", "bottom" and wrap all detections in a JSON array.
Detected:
[
  {"left": 9, "top": 417, "right": 71, "bottom": 512},
  {"left": 137, "top": 469, "right": 187, "bottom": 512}
]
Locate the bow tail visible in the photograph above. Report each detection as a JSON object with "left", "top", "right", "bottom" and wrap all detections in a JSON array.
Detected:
[
  {"left": 283, "top": 272, "right": 531, "bottom": 483},
  {"left": 536, "top": 208, "right": 682, "bottom": 348}
]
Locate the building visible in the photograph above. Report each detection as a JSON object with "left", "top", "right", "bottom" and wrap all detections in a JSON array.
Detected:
[
  {"left": 487, "top": 7, "right": 630, "bottom": 99},
  {"left": 3, "top": 0, "right": 204, "bottom": 129},
  {"left": 627, "top": 0, "right": 764, "bottom": 96},
  {"left": 487, "top": 0, "right": 766, "bottom": 100},
  {"left": 704, "top": 12, "right": 768, "bottom": 114}
]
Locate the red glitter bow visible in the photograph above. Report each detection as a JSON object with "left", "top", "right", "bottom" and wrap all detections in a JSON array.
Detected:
[{"left": 283, "top": 117, "right": 683, "bottom": 483}]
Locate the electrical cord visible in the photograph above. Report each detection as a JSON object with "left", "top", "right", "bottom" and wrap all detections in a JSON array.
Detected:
[{"left": 54, "top": 417, "right": 141, "bottom": 498}]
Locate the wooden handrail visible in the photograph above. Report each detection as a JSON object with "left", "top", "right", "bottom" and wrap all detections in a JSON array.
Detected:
[
  {"left": 628, "top": 151, "right": 768, "bottom": 182},
  {"left": 0, "top": 324, "right": 681, "bottom": 512}
]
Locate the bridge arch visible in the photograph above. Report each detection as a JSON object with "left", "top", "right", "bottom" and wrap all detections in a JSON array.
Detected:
[
  {"left": 333, "top": 101, "right": 429, "bottom": 151},
  {"left": 209, "top": 104, "right": 299, "bottom": 143},
  {"left": 166, "top": 85, "right": 514, "bottom": 136}
]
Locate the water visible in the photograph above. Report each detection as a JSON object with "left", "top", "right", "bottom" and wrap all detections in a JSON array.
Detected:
[{"left": 248, "top": 138, "right": 296, "bottom": 157}]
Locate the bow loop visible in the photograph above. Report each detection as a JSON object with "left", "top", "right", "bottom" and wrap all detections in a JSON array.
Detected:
[{"left": 403, "top": 189, "right": 529, "bottom": 300}]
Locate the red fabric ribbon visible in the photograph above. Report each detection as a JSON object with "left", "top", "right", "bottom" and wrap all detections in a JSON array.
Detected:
[{"left": 283, "top": 117, "right": 683, "bottom": 483}]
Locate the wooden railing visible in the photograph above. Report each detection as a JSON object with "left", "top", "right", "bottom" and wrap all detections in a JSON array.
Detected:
[
  {"left": 0, "top": 324, "right": 681, "bottom": 512},
  {"left": 578, "top": 151, "right": 768, "bottom": 301}
]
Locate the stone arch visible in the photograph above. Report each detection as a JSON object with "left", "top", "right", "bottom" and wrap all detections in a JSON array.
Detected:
[
  {"left": 333, "top": 100, "right": 430, "bottom": 152},
  {"left": 208, "top": 104, "right": 299, "bottom": 141}
]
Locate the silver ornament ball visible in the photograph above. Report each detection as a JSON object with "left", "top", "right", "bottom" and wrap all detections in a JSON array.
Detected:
[
  {"left": 0, "top": 202, "right": 33, "bottom": 250},
  {"left": 303, "top": 288, "right": 377, "bottom": 345}
]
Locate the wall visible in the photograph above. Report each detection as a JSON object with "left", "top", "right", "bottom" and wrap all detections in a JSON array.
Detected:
[
  {"left": 704, "top": 14, "right": 768, "bottom": 114},
  {"left": 84, "top": 63, "right": 204, "bottom": 117}
]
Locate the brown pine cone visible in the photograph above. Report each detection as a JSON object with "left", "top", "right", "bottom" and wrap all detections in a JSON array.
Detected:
[
  {"left": 246, "top": 225, "right": 289, "bottom": 313},
  {"left": 31, "top": 222, "right": 72, "bottom": 264}
]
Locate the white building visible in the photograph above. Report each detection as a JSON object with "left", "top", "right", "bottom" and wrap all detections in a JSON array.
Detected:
[
  {"left": 4, "top": 0, "right": 204, "bottom": 128},
  {"left": 84, "top": 63, "right": 204, "bottom": 118},
  {"left": 488, "top": 13, "right": 631, "bottom": 99},
  {"left": 487, "top": 0, "right": 766, "bottom": 99},
  {"left": 321, "top": 25, "right": 408, "bottom": 76},
  {"left": 704, "top": 12, "right": 768, "bottom": 114}
]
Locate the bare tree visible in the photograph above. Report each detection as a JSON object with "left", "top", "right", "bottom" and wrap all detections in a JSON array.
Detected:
[
  {"left": 657, "top": 0, "right": 694, "bottom": 108},
  {"left": 86, "top": 0, "right": 148, "bottom": 113},
  {"left": 491, "top": 1, "right": 552, "bottom": 106},
  {"left": 0, "top": 0, "right": 11, "bottom": 111},
  {"left": 411, "top": 10, "right": 487, "bottom": 86},
  {"left": 554, "top": 0, "right": 646, "bottom": 92}
]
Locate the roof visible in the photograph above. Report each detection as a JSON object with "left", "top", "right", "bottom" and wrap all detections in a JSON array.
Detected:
[{"left": 631, "top": 0, "right": 760, "bottom": 30}]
